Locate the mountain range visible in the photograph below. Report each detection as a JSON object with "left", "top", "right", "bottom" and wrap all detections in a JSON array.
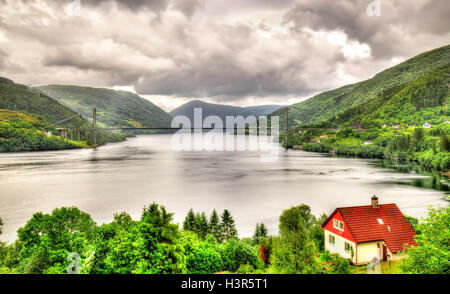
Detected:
[{"left": 170, "top": 100, "right": 284, "bottom": 123}]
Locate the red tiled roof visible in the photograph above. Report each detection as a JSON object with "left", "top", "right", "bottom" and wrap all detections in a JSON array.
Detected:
[{"left": 322, "top": 204, "right": 417, "bottom": 253}]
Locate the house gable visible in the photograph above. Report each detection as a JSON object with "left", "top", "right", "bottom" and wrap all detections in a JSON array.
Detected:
[{"left": 322, "top": 210, "right": 356, "bottom": 243}]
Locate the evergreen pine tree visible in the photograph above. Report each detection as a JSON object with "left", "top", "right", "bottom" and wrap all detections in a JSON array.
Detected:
[
  {"left": 195, "top": 212, "right": 209, "bottom": 239},
  {"left": 209, "top": 209, "right": 222, "bottom": 242},
  {"left": 253, "top": 223, "right": 268, "bottom": 245},
  {"left": 183, "top": 208, "right": 196, "bottom": 232},
  {"left": 220, "top": 209, "right": 237, "bottom": 242}
]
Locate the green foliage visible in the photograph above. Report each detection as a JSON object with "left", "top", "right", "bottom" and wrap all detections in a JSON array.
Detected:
[
  {"left": 220, "top": 209, "right": 238, "bottom": 242},
  {"left": 252, "top": 223, "right": 268, "bottom": 246},
  {"left": 183, "top": 209, "right": 196, "bottom": 232},
  {"left": 219, "top": 239, "right": 263, "bottom": 272},
  {"left": 318, "top": 252, "right": 353, "bottom": 274},
  {"left": 0, "top": 78, "right": 87, "bottom": 129},
  {"left": 269, "top": 206, "right": 319, "bottom": 274},
  {"left": 275, "top": 45, "right": 450, "bottom": 127},
  {"left": 102, "top": 203, "right": 185, "bottom": 274},
  {"left": 403, "top": 207, "right": 450, "bottom": 274},
  {"left": 179, "top": 231, "right": 223, "bottom": 274},
  {"left": 0, "top": 110, "right": 81, "bottom": 152},
  {"left": 183, "top": 208, "right": 230, "bottom": 242},
  {"left": 311, "top": 214, "right": 328, "bottom": 252},
  {"left": 283, "top": 61, "right": 450, "bottom": 170},
  {"left": 209, "top": 209, "right": 222, "bottom": 242},
  {"left": 4, "top": 202, "right": 447, "bottom": 275},
  {"left": 16, "top": 207, "right": 97, "bottom": 274},
  {"left": 38, "top": 85, "right": 172, "bottom": 132},
  {"left": 404, "top": 215, "right": 421, "bottom": 234},
  {"left": 1, "top": 241, "right": 21, "bottom": 270},
  {"left": 441, "top": 134, "right": 450, "bottom": 152}
]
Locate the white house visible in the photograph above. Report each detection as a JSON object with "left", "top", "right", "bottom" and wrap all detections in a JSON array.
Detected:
[{"left": 321, "top": 196, "right": 417, "bottom": 265}]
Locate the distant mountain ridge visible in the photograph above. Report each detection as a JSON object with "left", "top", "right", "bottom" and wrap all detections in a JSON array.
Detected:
[
  {"left": 170, "top": 100, "right": 284, "bottom": 123},
  {"left": 39, "top": 85, "right": 173, "bottom": 131}
]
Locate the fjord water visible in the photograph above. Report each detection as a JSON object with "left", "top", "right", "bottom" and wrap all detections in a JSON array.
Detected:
[{"left": 0, "top": 134, "right": 448, "bottom": 242}]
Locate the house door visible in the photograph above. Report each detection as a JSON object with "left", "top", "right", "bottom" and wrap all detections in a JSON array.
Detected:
[{"left": 382, "top": 245, "right": 387, "bottom": 261}]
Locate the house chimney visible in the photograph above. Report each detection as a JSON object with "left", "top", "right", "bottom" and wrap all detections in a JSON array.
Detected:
[{"left": 372, "top": 195, "right": 379, "bottom": 208}]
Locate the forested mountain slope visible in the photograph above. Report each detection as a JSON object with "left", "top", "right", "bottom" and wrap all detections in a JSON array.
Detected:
[
  {"left": 39, "top": 85, "right": 172, "bottom": 130},
  {"left": 284, "top": 61, "right": 450, "bottom": 170},
  {"left": 275, "top": 44, "right": 450, "bottom": 127},
  {"left": 0, "top": 77, "right": 87, "bottom": 128}
]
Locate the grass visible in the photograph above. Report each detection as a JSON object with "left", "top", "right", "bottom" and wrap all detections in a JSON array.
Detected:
[{"left": 352, "top": 259, "right": 406, "bottom": 274}]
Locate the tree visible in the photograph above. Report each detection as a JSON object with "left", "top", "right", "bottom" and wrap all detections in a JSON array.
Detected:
[
  {"left": 104, "top": 203, "right": 185, "bottom": 274},
  {"left": 404, "top": 215, "right": 421, "bottom": 234},
  {"left": 252, "top": 223, "right": 268, "bottom": 245},
  {"left": 403, "top": 207, "right": 450, "bottom": 274},
  {"left": 412, "top": 127, "right": 425, "bottom": 152},
  {"left": 209, "top": 209, "right": 222, "bottom": 242},
  {"left": 0, "top": 216, "right": 3, "bottom": 236},
  {"left": 220, "top": 210, "right": 238, "bottom": 242},
  {"left": 90, "top": 212, "right": 134, "bottom": 274},
  {"left": 16, "top": 207, "right": 97, "bottom": 274},
  {"left": 310, "top": 213, "right": 328, "bottom": 252},
  {"left": 179, "top": 231, "right": 223, "bottom": 274},
  {"left": 279, "top": 204, "right": 316, "bottom": 232},
  {"left": 441, "top": 134, "right": 450, "bottom": 152},
  {"left": 183, "top": 209, "right": 196, "bottom": 232},
  {"left": 219, "top": 239, "right": 263, "bottom": 272},
  {"left": 269, "top": 205, "right": 319, "bottom": 274},
  {"left": 195, "top": 212, "right": 209, "bottom": 239}
]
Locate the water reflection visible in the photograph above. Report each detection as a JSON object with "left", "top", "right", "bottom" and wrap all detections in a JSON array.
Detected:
[{"left": 371, "top": 160, "right": 449, "bottom": 192}]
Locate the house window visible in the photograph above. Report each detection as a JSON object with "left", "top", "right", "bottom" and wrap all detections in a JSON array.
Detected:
[
  {"left": 329, "top": 235, "right": 335, "bottom": 245},
  {"left": 333, "top": 219, "right": 344, "bottom": 231},
  {"left": 345, "top": 242, "right": 351, "bottom": 252}
]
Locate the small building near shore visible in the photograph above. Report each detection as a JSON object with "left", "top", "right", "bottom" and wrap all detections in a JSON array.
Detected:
[{"left": 321, "top": 196, "right": 416, "bottom": 265}]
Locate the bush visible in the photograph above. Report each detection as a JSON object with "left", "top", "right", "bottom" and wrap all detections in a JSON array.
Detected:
[
  {"left": 180, "top": 232, "right": 223, "bottom": 274},
  {"left": 403, "top": 207, "right": 450, "bottom": 274},
  {"left": 219, "top": 240, "right": 263, "bottom": 272},
  {"left": 318, "top": 252, "right": 353, "bottom": 274}
]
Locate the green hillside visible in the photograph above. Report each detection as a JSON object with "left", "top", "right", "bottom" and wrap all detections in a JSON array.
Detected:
[
  {"left": 38, "top": 85, "right": 172, "bottom": 131},
  {"left": 0, "top": 77, "right": 87, "bottom": 128},
  {"left": 0, "top": 77, "right": 126, "bottom": 151},
  {"left": 276, "top": 44, "right": 450, "bottom": 127},
  {"left": 284, "top": 61, "right": 450, "bottom": 170},
  {"left": 0, "top": 110, "right": 82, "bottom": 152}
]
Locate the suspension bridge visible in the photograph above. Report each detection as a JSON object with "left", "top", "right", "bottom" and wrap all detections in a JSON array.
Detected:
[{"left": 49, "top": 107, "right": 337, "bottom": 149}]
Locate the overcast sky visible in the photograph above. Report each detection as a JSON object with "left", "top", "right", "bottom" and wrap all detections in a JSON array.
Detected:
[{"left": 0, "top": 0, "right": 449, "bottom": 111}]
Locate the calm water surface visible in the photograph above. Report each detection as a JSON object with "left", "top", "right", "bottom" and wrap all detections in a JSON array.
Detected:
[{"left": 0, "top": 134, "right": 448, "bottom": 242}]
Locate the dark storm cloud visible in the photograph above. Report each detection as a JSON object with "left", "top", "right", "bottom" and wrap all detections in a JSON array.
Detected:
[{"left": 86, "top": 0, "right": 170, "bottom": 12}]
